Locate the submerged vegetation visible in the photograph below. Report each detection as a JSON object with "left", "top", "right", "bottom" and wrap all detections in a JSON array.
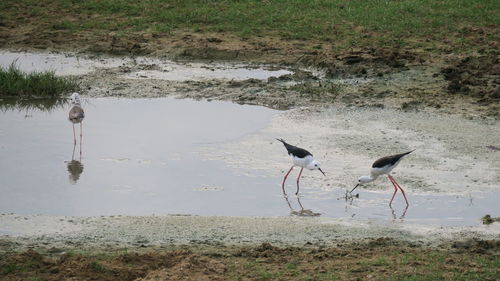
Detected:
[{"left": 0, "top": 97, "right": 69, "bottom": 112}]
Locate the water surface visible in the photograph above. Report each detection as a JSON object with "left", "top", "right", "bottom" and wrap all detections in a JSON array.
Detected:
[{"left": 0, "top": 98, "right": 497, "bottom": 227}]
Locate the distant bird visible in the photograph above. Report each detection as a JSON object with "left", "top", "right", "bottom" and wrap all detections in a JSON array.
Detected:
[
  {"left": 276, "top": 138, "right": 325, "bottom": 195},
  {"left": 68, "top": 92, "right": 84, "bottom": 145},
  {"left": 350, "top": 150, "right": 414, "bottom": 206}
]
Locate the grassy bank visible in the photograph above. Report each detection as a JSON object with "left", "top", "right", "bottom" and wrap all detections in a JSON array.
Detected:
[
  {"left": 0, "top": 63, "right": 77, "bottom": 98},
  {"left": 1, "top": 242, "right": 498, "bottom": 281},
  {"left": 0, "top": 0, "right": 498, "bottom": 54}
]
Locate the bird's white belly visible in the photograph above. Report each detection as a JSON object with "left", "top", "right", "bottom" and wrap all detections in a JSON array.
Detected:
[
  {"left": 292, "top": 155, "right": 313, "bottom": 168},
  {"left": 371, "top": 163, "right": 398, "bottom": 177}
]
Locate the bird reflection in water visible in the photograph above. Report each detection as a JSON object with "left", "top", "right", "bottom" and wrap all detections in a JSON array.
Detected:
[
  {"left": 390, "top": 206, "right": 409, "bottom": 221},
  {"left": 283, "top": 193, "right": 320, "bottom": 217},
  {"left": 66, "top": 142, "right": 84, "bottom": 184},
  {"left": 338, "top": 190, "right": 357, "bottom": 217}
]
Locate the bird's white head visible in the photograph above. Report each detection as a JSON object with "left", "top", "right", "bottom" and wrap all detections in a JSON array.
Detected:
[
  {"left": 350, "top": 175, "right": 375, "bottom": 193},
  {"left": 358, "top": 175, "right": 375, "bottom": 184},
  {"left": 307, "top": 160, "right": 326, "bottom": 176},
  {"left": 70, "top": 92, "right": 81, "bottom": 105}
]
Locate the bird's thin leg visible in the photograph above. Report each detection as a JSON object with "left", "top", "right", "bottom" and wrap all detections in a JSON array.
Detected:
[
  {"left": 388, "top": 176, "right": 399, "bottom": 206},
  {"left": 297, "top": 196, "right": 304, "bottom": 210},
  {"left": 72, "top": 124, "right": 76, "bottom": 145},
  {"left": 390, "top": 206, "right": 396, "bottom": 220},
  {"left": 283, "top": 192, "right": 292, "bottom": 211},
  {"left": 282, "top": 166, "right": 294, "bottom": 195},
  {"left": 295, "top": 167, "right": 304, "bottom": 195},
  {"left": 79, "top": 123, "right": 83, "bottom": 158},
  {"left": 71, "top": 142, "right": 76, "bottom": 161},
  {"left": 389, "top": 175, "right": 409, "bottom": 206},
  {"left": 401, "top": 205, "right": 409, "bottom": 219}
]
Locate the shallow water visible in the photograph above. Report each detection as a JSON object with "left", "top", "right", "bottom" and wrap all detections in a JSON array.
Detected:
[
  {"left": 0, "top": 51, "right": 122, "bottom": 75},
  {"left": 0, "top": 51, "right": 291, "bottom": 80},
  {"left": 0, "top": 98, "right": 498, "bottom": 227},
  {"left": 0, "top": 98, "right": 278, "bottom": 216}
]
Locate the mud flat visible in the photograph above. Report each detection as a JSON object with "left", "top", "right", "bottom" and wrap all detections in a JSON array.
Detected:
[
  {"left": 1, "top": 50, "right": 499, "bottom": 246},
  {"left": 204, "top": 106, "right": 500, "bottom": 194},
  {"left": 0, "top": 214, "right": 499, "bottom": 253}
]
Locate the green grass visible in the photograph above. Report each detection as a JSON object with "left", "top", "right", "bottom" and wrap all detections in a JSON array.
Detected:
[
  {"left": 1, "top": 263, "right": 23, "bottom": 274},
  {"left": 0, "top": 62, "right": 78, "bottom": 98},
  {"left": 2, "top": 246, "right": 498, "bottom": 281},
  {"left": 1, "top": 0, "right": 498, "bottom": 53},
  {"left": 89, "top": 261, "right": 106, "bottom": 272},
  {"left": 0, "top": 63, "right": 78, "bottom": 111}
]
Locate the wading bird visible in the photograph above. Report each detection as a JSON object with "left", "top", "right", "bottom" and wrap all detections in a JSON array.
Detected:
[
  {"left": 276, "top": 138, "right": 325, "bottom": 195},
  {"left": 68, "top": 92, "right": 84, "bottom": 145},
  {"left": 350, "top": 150, "right": 414, "bottom": 206}
]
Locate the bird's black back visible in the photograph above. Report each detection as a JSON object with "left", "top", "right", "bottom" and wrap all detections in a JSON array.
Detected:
[
  {"left": 276, "top": 138, "right": 312, "bottom": 158},
  {"left": 372, "top": 150, "right": 414, "bottom": 168}
]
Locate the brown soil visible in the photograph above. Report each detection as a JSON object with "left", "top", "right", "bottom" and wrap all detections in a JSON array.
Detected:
[
  {"left": 1, "top": 239, "right": 498, "bottom": 281},
  {"left": 1, "top": 6, "right": 499, "bottom": 118}
]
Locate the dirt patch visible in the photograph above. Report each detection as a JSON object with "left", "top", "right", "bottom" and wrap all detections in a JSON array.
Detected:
[
  {"left": 441, "top": 55, "right": 500, "bottom": 110},
  {"left": 1, "top": 240, "right": 498, "bottom": 281},
  {"left": 0, "top": 3, "right": 498, "bottom": 117},
  {"left": 0, "top": 249, "right": 225, "bottom": 281},
  {"left": 64, "top": 51, "right": 499, "bottom": 118}
]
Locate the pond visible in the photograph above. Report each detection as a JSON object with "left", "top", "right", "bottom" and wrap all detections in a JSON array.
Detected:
[{"left": 0, "top": 97, "right": 498, "bottom": 227}]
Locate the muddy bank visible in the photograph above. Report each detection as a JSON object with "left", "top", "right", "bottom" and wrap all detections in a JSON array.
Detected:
[
  {"left": 1, "top": 48, "right": 499, "bottom": 118},
  {"left": 1, "top": 239, "right": 499, "bottom": 281},
  {"left": 1, "top": 214, "right": 499, "bottom": 254},
  {"left": 68, "top": 51, "right": 498, "bottom": 118}
]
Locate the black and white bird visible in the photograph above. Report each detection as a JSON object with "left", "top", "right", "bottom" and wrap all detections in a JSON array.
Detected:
[
  {"left": 68, "top": 92, "right": 84, "bottom": 145},
  {"left": 276, "top": 138, "right": 325, "bottom": 195},
  {"left": 350, "top": 150, "right": 414, "bottom": 206}
]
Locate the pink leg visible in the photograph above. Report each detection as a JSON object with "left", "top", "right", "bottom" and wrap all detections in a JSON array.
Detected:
[
  {"left": 80, "top": 123, "right": 83, "bottom": 157},
  {"left": 389, "top": 175, "right": 409, "bottom": 206},
  {"left": 388, "top": 176, "right": 399, "bottom": 206},
  {"left": 72, "top": 124, "right": 76, "bottom": 145},
  {"left": 295, "top": 167, "right": 304, "bottom": 195},
  {"left": 282, "top": 166, "right": 294, "bottom": 194}
]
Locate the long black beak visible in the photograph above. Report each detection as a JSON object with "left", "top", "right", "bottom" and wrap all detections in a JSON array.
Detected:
[
  {"left": 318, "top": 168, "right": 326, "bottom": 176},
  {"left": 350, "top": 183, "right": 360, "bottom": 193}
]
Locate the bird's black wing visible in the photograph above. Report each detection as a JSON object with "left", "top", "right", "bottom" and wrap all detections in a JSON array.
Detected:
[
  {"left": 276, "top": 138, "right": 313, "bottom": 158},
  {"left": 372, "top": 150, "right": 414, "bottom": 168}
]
